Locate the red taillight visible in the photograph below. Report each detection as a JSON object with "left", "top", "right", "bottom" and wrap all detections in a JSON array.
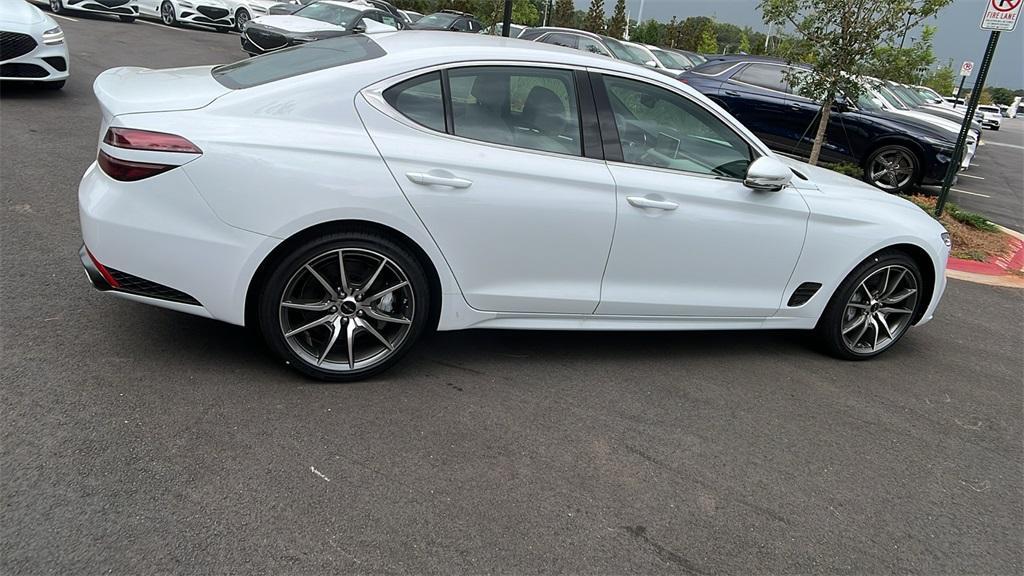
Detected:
[
  {"left": 103, "top": 127, "right": 202, "bottom": 153},
  {"left": 85, "top": 247, "right": 120, "bottom": 289},
  {"left": 98, "top": 150, "right": 175, "bottom": 182}
]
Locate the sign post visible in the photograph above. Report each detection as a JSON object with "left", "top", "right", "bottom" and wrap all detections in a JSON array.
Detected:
[
  {"left": 501, "top": 0, "right": 513, "bottom": 36},
  {"left": 934, "top": 0, "right": 1021, "bottom": 218}
]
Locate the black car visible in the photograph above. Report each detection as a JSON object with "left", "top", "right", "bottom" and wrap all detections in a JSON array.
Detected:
[
  {"left": 679, "top": 57, "right": 959, "bottom": 193},
  {"left": 408, "top": 10, "right": 483, "bottom": 32},
  {"left": 241, "top": 1, "right": 402, "bottom": 56}
]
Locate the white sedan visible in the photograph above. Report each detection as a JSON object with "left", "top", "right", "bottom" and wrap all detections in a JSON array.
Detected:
[
  {"left": 79, "top": 33, "right": 950, "bottom": 381},
  {"left": 1, "top": 0, "right": 69, "bottom": 88},
  {"left": 137, "top": 0, "right": 233, "bottom": 30}
]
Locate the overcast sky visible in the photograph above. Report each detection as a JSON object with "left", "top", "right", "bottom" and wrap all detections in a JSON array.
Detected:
[{"left": 574, "top": 0, "right": 1023, "bottom": 89}]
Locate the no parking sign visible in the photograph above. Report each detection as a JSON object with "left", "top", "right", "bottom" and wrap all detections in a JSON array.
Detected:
[
  {"left": 981, "top": 0, "right": 1022, "bottom": 31},
  {"left": 959, "top": 61, "right": 974, "bottom": 76}
]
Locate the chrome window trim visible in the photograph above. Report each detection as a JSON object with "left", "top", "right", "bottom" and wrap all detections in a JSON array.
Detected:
[{"left": 361, "top": 60, "right": 602, "bottom": 164}]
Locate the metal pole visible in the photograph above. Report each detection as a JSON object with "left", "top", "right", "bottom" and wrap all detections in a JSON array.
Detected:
[
  {"left": 952, "top": 75, "right": 966, "bottom": 109},
  {"left": 636, "top": 0, "right": 645, "bottom": 25},
  {"left": 501, "top": 0, "right": 512, "bottom": 37},
  {"left": 935, "top": 31, "right": 1000, "bottom": 218}
]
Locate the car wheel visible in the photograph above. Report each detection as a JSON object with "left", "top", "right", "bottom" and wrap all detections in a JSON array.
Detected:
[
  {"left": 49, "top": 0, "right": 63, "bottom": 13},
  {"left": 235, "top": 8, "right": 250, "bottom": 31},
  {"left": 258, "top": 231, "right": 430, "bottom": 382},
  {"left": 39, "top": 80, "right": 65, "bottom": 90},
  {"left": 161, "top": 1, "right": 176, "bottom": 25},
  {"left": 864, "top": 145, "right": 918, "bottom": 194},
  {"left": 119, "top": 15, "right": 136, "bottom": 22},
  {"left": 815, "top": 250, "right": 922, "bottom": 360}
]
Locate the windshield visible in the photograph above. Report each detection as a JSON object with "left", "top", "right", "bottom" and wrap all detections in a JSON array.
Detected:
[
  {"left": 686, "top": 52, "right": 707, "bottom": 64},
  {"left": 413, "top": 13, "right": 457, "bottom": 27},
  {"left": 915, "top": 86, "right": 944, "bottom": 103},
  {"left": 876, "top": 85, "right": 909, "bottom": 110},
  {"left": 855, "top": 92, "right": 884, "bottom": 111},
  {"left": 891, "top": 84, "right": 926, "bottom": 106},
  {"left": 619, "top": 43, "right": 654, "bottom": 64},
  {"left": 603, "top": 37, "right": 645, "bottom": 65},
  {"left": 650, "top": 48, "right": 690, "bottom": 70},
  {"left": 294, "top": 2, "right": 361, "bottom": 27}
]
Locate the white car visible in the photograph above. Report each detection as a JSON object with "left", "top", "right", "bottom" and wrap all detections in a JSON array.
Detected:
[
  {"left": 138, "top": 0, "right": 233, "bottom": 30},
  {"left": 1, "top": 0, "right": 69, "bottom": 88},
  {"left": 223, "top": 0, "right": 277, "bottom": 31},
  {"left": 47, "top": 0, "right": 138, "bottom": 21},
  {"left": 80, "top": 33, "right": 950, "bottom": 381},
  {"left": 644, "top": 44, "right": 691, "bottom": 74},
  {"left": 975, "top": 105, "right": 1002, "bottom": 130}
]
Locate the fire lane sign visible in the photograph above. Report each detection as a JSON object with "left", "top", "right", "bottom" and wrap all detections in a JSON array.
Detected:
[{"left": 981, "top": 0, "right": 1022, "bottom": 31}]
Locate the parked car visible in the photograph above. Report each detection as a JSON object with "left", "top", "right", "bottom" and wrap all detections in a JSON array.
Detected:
[
  {"left": 643, "top": 43, "right": 692, "bottom": 74},
  {"left": 1, "top": 0, "right": 69, "bottom": 88},
  {"left": 139, "top": 0, "right": 234, "bottom": 30},
  {"left": 269, "top": 0, "right": 405, "bottom": 24},
  {"left": 861, "top": 78, "right": 978, "bottom": 170},
  {"left": 47, "top": 0, "right": 138, "bottom": 21},
  {"left": 483, "top": 22, "right": 526, "bottom": 37},
  {"left": 80, "top": 33, "right": 949, "bottom": 380},
  {"left": 408, "top": 10, "right": 481, "bottom": 32},
  {"left": 519, "top": 27, "right": 659, "bottom": 70},
  {"left": 241, "top": 0, "right": 397, "bottom": 56},
  {"left": 223, "top": 0, "right": 280, "bottom": 31},
  {"left": 679, "top": 57, "right": 960, "bottom": 193},
  {"left": 975, "top": 105, "right": 1002, "bottom": 130},
  {"left": 397, "top": 8, "right": 419, "bottom": 22}
]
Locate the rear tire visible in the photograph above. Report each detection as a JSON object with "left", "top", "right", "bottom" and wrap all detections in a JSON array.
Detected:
[
  {"left": 815, "top": 250, "right": 923, "bottom": 360},
  {"left": 258, "top": 231, "right": 431, "bottom": 382}
]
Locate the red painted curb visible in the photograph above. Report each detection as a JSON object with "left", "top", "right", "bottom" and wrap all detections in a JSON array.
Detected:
[{"left": 947, "top": 235, "right": 1024, "bottom": 276}]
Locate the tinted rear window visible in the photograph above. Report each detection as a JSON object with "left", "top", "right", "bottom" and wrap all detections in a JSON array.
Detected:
[
  {"left": 212, "top": 35, "right": 385, "bottom": 89},
  {"left": 691, "top": 61, "right": 737, "bottom": 76}
]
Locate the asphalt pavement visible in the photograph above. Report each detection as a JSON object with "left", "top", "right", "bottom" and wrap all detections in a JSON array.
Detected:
[{"left": 2, "top": 13, "right": 1023, "bottom": 575}]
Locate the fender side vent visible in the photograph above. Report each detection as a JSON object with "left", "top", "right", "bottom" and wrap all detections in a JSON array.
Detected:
[{"left": 788, "top": 282, "right": 822, "bottom": 307}]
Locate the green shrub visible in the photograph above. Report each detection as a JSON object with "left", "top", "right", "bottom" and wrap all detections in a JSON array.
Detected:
[
  {"left": 823, "top": 162, "right": 863, "bottom": 179},
  {"left": 947, "top": 205, "right": 998, "bottom": 232}
]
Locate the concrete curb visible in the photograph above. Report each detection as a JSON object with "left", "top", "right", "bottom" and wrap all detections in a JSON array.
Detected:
[{"left": 945, "top": 224, "right": 1024, "bottom": 289}]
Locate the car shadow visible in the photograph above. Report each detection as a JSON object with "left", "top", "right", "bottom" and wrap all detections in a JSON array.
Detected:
[{"left": 0, "top": 80, "right": 67, "bottom": 99}]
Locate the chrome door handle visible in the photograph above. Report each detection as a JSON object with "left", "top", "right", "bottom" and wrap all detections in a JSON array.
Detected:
[
  {"left": 627, "top": 196, "right": 678, "bottom": 211},
  {"left": 406, "top": 171, "right": 472, "bottom": 189}
]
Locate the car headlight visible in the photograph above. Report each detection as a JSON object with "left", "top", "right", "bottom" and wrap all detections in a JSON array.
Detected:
[
  {"left": 921, "top": 136, "right": 955, "bottom": 154},
  {"left": 42, "top": 26, "right": 64, "bottom": 45},
  {"left": 941, "top": 232, "right": 951, "bottom": 248},
  {"left": 291, "top": 35, "right": 319, "bottom": 43}
]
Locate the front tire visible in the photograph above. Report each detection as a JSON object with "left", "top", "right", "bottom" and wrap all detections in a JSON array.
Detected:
[
  {"left": 864, "top": 145, "right": 919, "bottom": 194},
  {"left": 816, "top": 251, "right": 923, "bottom": 360},
  {"left": 48, "top": 0, "right": 63, "bottom": 14},
  {"left": 258, "top": 231, "right": 430, "bottom": 382},
  {"left": 234, "top": 8, "right": 250, "bottom": 31},
  {"left": 160, "top": 1, "right": 177, "bottom": 25}
]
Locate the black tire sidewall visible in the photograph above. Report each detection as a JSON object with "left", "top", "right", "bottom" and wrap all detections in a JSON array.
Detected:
[
  {"left": 235, "top": 8, "right": 249, "bottom": 31},
  {"left": 257, "top": 232, "right": 430, "bottom": 382},
  {"left": 50, "top": 0, "right": 62, "bottom": 13},
  {"left": 161, "top": 2, "right": 175, "bottom": 24},
  {"left": 817, "top": 251, "right": 923, "bottom": 360},
  {"left": 864, "top": 145, "right": 919, "bottom": 194}
]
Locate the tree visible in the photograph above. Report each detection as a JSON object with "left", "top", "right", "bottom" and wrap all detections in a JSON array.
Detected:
[
  {"left": 583, "top": 0, "right": 605, "bottom": 33},
  {"left": 632, "top": 18, "right": 662, "bottom": 44},
  {"left": 866, "top": 25, "right": 937, "bottom": 84},
  {"left": 760, "top": 0, "right": 952, "bottom": 166},
  {"left": 664, "top": 16, "right": 679, "bottom": 47},
  {"left": 922, "top": 62, "right": 955, "bottom": 96},
  {"left": 607, "top": 0, "right": 627, "bottom": 39},
  {"left": 550, "top": 0, "right": 574, "bottom": 27},
  {"left": 678, "top": 16, "right": 711, "bottom": 51},
  {"left": 697, "top": 20, "right": 718, "bottom": 54},
  {"left": 988, "top": 87, "right": 1016, "bottom": 106},
  {"left": 978, "top": 88, "right": 993, "bottom": 105},
  {"left": 738, "top": 29, "right": 752, "bottom": 53}
]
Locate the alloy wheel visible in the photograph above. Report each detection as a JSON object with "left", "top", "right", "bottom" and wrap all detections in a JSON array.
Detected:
[
  {"left": 235, "top": 9, "right": 249, "bottom": 31},
  {"left": 278, "top": 248, "right": 415, "bottom": 373},
  {"left": 840, "top": 264, "right": 918, "bottom": 355},
  {"left": 869, "top": 149, "right": 914, "bottom": 192},
  {"left": 49, "top": 0, "right": 61, "bottom": 12},
  {"left": 161, "top": 2, "right": 174, "bottom": 24}
]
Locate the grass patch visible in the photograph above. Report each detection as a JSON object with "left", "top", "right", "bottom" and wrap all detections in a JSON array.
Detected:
[{"left": 902, "top": 194, "right": 1010, "bottom": 262}]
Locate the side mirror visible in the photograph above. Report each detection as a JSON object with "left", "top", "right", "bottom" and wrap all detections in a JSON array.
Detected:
[
  {"left": 644, "top": 60, "right": 657, "bottom": 67},
  {"left": 744, "top": 156, "right": 792, "bottom": 192},
  {"left": 352, "top": 21, "right": 366, "bottom": 33}
]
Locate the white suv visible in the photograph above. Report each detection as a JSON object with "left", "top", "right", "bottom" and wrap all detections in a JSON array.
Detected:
[{"left": 976, "top": 105, "right": 1003, "bottom": 130}]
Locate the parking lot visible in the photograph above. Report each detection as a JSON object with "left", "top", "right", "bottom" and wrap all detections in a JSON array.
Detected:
[
  {"left": 2, "top": 13, "right": 1023, "bottom": 575},
  {"left": 942, "top": 117, "right": 1024, "bottom": 233}
]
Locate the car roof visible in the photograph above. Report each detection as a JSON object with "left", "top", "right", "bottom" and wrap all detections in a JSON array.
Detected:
[
  {"left": 524, "top": 26, "right": 603, "bottom": 40},
  {"left": 319, "top": 0, "right": 375, "bottom": 9}
]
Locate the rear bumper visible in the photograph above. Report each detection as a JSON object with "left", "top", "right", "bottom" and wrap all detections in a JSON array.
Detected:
[{"left": 78, "top": 161, "right": 275, "bottom": 325}]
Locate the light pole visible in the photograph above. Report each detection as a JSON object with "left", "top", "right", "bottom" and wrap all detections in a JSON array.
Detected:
[{"left": 501, "top": 0, "right": 512, "bottom": 37}]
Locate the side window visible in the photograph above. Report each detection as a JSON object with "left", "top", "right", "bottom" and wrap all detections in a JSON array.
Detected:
[
  {"left": 379, "top": 13, "right": 399, "bottom": 28},
  {"left": 448, "top": 66, "right": 582, "bottom": 156},
  {"left": 452, "top": 18, "right": 470, "bottom": 31},
  {"left": 600, "top": 75, "right": 753, "bottom": 178},
  {"left": 733, "top": 63, "right": 788, "bottom": 93},
  {"left": 539, "top": 33, "right": 578, "bottom": 49},
  {"left": 383, "top": 71, "right": 445, "bottom": 132},
  {"left": 578, "top": 37, "right": 611, "bottom": 57}
]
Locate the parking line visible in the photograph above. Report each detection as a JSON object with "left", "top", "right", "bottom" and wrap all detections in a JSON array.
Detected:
[
  {"left": 960, "top": 174, "right": 985, "bottom": 180},
  {"left": 984, "top": 141, "right": 1024, "bottom": 150},
  {"left": 952, "top": 188, "right": 992, "bottom": 198},
  {"left": 51, "top": 13, "right": 79, "bottom": 22}
]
